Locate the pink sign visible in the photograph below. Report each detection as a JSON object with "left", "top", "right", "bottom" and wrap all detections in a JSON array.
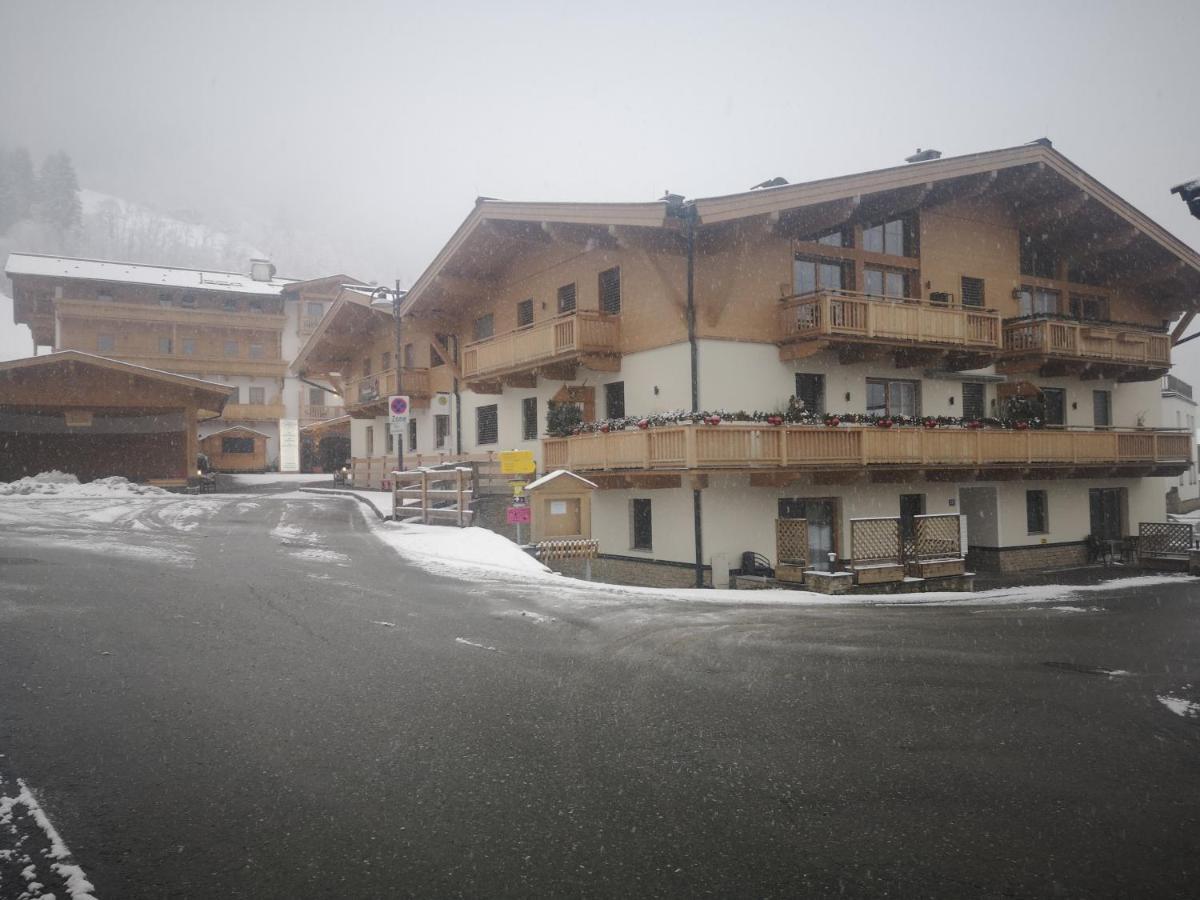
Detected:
[{"left": 506, "top": 506, "right": 532, "bottom": 525}]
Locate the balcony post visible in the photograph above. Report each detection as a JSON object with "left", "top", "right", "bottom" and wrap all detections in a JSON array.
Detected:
[
  {"left": 642, "top": 431, "right": 651, "bottom": 469},
  {"left": 685, "top": 426, "right": 698, "bottom": 469}
]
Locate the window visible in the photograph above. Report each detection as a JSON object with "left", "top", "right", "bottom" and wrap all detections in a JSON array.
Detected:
[
  {"left": 248, "top": 301, "right": 263, "bottom": 313},
  {"left": 223, "top": 297, "right": 238, "bottom": 312},
  {"left": 1088, "top": 488, "right": 1124, "bottom": 541},
  {"left": 631, "top": 498, "right": 653, "bottom": 551},
  {"left": 158, "top": 337, "right": 172, "bottom": 354},
  {"left": 224, "top": 340, "right": 239, "bottom": 358},
  {"left": 864, "top": 268, "right": 908, "bottom": 298},
  {"left": 306, "top": 301, "right": 324, "bottom": 318},
  {"left": 366, "top": 426, "right": 374, "bottom": 456},
  {"left": 1042, "top": 388, "right": 1066, "bottom": 427},
  {"left": 408, "top": 419, "right": 417, "bottom": 452},
  {"left": 249, "top": 387, "right": 265, "bottom": 405},
  {"left": 97, "top": 334, "right": 115, "bottom": 353},
  {"left": 308, "top": 387, "right": 324, "bottom": 405},
  {"left": 522, "top": 397, "right": 538, "bottom": 441},
  {"left": 962, "top": 382, "right": 985, "bottom": 421},
  {"left": 227, "top": 385, "right": 240, "bottom": 404},
  {"left": 381, "top": 351, "right": 391, "bottom": 371},
  {"left": 557, "top": 283, "right": 577, "bottom": 314},
  {"left": 961, "top": 277, "right": 985, "bottom": 308},
  {"left": 430, "top": 340, "right": 444, "bottom": 367},
  {"left": 1026, "top": 490, "right": 1049, "bottom": 534},
  {"left": 182, "top": 337, "right": 196, "bottom": 355},
  {"left": 1070, "top": 294, "right": 1109, "bottom": 321},
  {"left": 795, "top": 373, "right": 825, "bottom": 416},
  {"left": 249, "top": 343, "right": 264, "bottom": 359},
  {"left": 97, "top": 289, "right": 114, "bottom": 302},
  {"left": 866, "top": 378, "right": 920, "bottom": 418},
  {"left": 180, "top": 294, "right": 196, "bottom": 309},
  {"left": 813, "top": 228, "right": 851, "bottom": 247},
  {"left": 793, "top": 257, "right": 846, "bottom": 295},
  {"left": 1020, "top": 232, "right": 1058, "bottom": 279},
  {"left": 516, "top": 299, "right": 534, "bottom": 328},
  {"left": 476, "top": 404, "right": 498, "bottom": 445},
  {"left": 1017, "top": 287, "right": 1059, "bottom": 317},
  {"left": 435, "top": 414, "right": 450, "bottom": 449},
  {"left": 387, "top": 432, "right": 394, "bottom": 454},
  {"left": 403, "top": 343, "right": 415, "bottom": 369},
  {"left": 599, "top": 267, "right": 621, "bottom": 314},
  {"left": 436, "top": 333, "right": 456, "bottom": 363},
  {"left": 1093, "top": 390, "right": 1112, "bottom": 428},
  {"left": 221, "top": 436, "right": 255, "bottom": 454},
  {"left": 159, "top": 293, "right": 173, "bottom": 308},
  {"left": 473, "top": 313, "right": 494, "bottom": 341},
  {"left": 362, "top": 356, "right": 372, "bottom": 377},
  {"left": 605, "top": 381, "right": 625, "bottom": 419},
  {"left": 862, "top": 218, "right": 909, "bottom": 256}
]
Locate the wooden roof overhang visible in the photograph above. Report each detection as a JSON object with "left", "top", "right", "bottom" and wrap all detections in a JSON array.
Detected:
[
  {"left": 0, "top": 350, "right": 235, "bottom": 418},
  {"left": 398, "top": 199, "right": 679, "bottom": 326},
  {"left": 292, "top": 289, "right": 393, "bottom": 378},
  {"left": 691, "top": 143, "right": 1200, "bottom": 322}
]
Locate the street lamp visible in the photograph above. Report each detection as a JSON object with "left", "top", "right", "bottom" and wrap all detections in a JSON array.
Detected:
[{"left": 371, "top": 282, "right": 407, "bottom": 475}]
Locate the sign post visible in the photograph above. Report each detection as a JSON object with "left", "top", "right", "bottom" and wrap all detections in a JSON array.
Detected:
[
  {"left": 500, "top": 450, "right": 536, "bottom": 543},
  {"left": 388, "top": 395, "right": 410, "bottom": 474}
]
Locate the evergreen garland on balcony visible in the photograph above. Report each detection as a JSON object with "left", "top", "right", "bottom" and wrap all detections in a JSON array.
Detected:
[{"left": 546, "top": 396, "right": 1046, "bottom": 436}]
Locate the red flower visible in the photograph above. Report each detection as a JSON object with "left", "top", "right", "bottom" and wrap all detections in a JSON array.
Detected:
[
  {"left": 706, "top": 415, "right": 721, "bottom": 426},
  {"left": 923, "top": 418, "right": 937, "bottom": 429},
  {"left": 1014, "top": 420, "right": 1029, "bottom": 431},
  {"left": 967, "top": 420, "right": 982, "bottom": 430},
  {"left": 637, "top": 419, "right": 649, "bottom": 430},
  {"left": 599, "top": 423, "right": 610, "bottom": 433},
  {"left": 767, "top": 415, "right": 783, "bottom": 426},
  {"left": 824, "top": 416, "right": 841, "bottom": 427},
  {"left": 877, "top": 418, "right": 893, "bottom": 429}
]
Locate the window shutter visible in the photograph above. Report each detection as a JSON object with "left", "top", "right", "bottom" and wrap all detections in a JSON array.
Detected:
[
  {"left": 517, "top": 299, "right": 534, "bottom": 327},
  {"left": 557, "top": 283, "right": 576, "bottom": 313},
  {"left": 476, "top": 404, "right": 499, "bottom": 445},
  {"left": 961, "top": 277, "right": 985, "bottom": 308},
  {"left": 599, "top": 267, "right": 621, "bottom": 314}
]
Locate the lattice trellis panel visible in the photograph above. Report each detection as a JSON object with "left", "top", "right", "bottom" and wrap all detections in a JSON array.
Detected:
[
  {"left": 852, "top": 518, "right": 901, "bottom": 566},
  {"left": 915, "top": 514, "right": 962, "bottom": 560},
  {"left": 775, "top": 518, "right": 809, "bottom": 566},
  {"left": 1138, "top": 522, "right": 1193, "bottom": 555}
]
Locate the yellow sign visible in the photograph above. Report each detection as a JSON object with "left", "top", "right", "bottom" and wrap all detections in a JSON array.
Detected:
[
  {"left": 500, "top": 450, "right": 536, "bottom": 475},
  {"left": 511, "top": 481, "right": 526, "bottom": 497}
]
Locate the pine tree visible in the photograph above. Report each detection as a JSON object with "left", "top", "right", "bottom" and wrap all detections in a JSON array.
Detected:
[
  {"left": 10, "top": 147, "right": 36, "bottom": 221},
  {"left": 34, "top": 150, "right": 82, "bottom": 235}
]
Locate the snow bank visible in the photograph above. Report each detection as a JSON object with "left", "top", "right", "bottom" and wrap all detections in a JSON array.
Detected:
[
  {"left": 0, "top": 471, "right": 168, "bottom": 497},
  {"left": 227, "top": 473, "right": 332, "bottom": 485},
  {"left": 374, "top": 521, "right": 551, "bottom": 577}
]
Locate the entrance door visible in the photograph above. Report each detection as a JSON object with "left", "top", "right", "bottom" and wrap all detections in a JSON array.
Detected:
[
  {"left": 779, "top": 498, "right": 837, "bottom": 570},
  {"left": 1088, "top": 488, "right": 1123, "bottom": 541},
  {"left": 899, "top": 493, "right": 926, "bottom": 566}
]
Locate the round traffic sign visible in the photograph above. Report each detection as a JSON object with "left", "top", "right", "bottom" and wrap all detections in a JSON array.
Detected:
[{"left": 389, "top": 396, "right": 409, "bottom": 416}]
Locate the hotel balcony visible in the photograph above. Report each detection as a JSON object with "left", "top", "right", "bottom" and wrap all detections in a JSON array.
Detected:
[
  {"left": 342, "top": 368, "right": 432, "bottom": 417},
  {"left": 777, "top": 291, "right": 1002, "bottom": 368},
  {"left": 461, "top": 311, "right": 621, "bottom": 387},
  {"left": 56, "top": 298, "right": 286, "bottom": 329},
  {"left": 301, "top": 403, "right": 345, "bottom": 423},
  {"left": 221, "top": 401, "right": 287, "bottom": 422},
  {"left": 543, "top": 423, "right": 1192, "bottom": 486},
  {"left": 999, "top": 316, "right": 1171, "bottom": 381}
]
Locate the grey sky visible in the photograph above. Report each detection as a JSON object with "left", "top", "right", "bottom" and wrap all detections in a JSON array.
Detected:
[{"left": 2, "top": 0, "right": 1199, "bottom": 367}]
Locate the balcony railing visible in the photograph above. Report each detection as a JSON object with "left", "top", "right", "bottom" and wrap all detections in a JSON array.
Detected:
[
  {"left": 1002, "top": 317, "right": 1170, "bottom": 368},
  {"left": 543, "top": 424, "right": 1192, "bottom": 474},
  {"left": 1163, "top": 374, "right": 1194, "bottom": 399},
  {"left": 343, "top": 368, "right": 432, "bottom": 407},
  {"left": 301, "top": 404, "right": 345, "bottom": 421},
  {"left": 222, "top": 402, "right": 286, "bottom": 421},
  {"left": 462, "top": 311, "right": 620, "bottom": 381},
  {"left": 778, "top": 290, "right": 1002, "bottom": 350}
]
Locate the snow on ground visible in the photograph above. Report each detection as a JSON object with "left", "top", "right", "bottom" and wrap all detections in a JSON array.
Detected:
[
  {"left": 227, "top": 473, "right": 331, "bottom": 486},
  {"left": 271, "top": 502, "right": 350, "bottom": 566},
  {"left": 0, "top": 775, "right": 98, "bottom": 900},
  {"left": 0, "top": 471, "right": 168, "bottom": 497},
  {"left": 1158, "top": 693, "right": 1200, "bottom": 719},
  {"left": 300, "top": 486, "right": 390, "bottom": 518},
  {"left": 373, "top": 520, "right": 551, "bottom": 578}
]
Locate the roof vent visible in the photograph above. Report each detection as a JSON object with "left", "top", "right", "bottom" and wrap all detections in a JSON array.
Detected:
[
  {"left": 905, "top": 148, "right": 942, "bottom": 164},
  {"left": 250, "top": 258, "right": 275, "bottom": 282}
]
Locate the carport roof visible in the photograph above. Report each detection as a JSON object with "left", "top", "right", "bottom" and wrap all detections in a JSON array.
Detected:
[{"left": 0, "top": 350, "right": 236, "bottom": 411}]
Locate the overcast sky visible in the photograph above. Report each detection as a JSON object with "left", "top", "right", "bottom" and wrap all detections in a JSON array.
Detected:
[{"left": 2, "top": 0, "right": 1199, "bottom": 369}]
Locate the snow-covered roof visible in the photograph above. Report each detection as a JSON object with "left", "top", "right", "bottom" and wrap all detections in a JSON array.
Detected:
[
  {"left": 525, "top": 469, "right": 598, "bottom": 491},
  {"left": 4, "top": 252, "right": 297, "bottom": 296},
  {"left": 202, "top": 426, "right": 273, "bottom": 439},
  {"left": 0, "top": 349, "right": 235, "bottom": 398}
]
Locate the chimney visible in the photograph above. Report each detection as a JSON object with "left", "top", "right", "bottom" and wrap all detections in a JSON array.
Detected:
[
  {"left": 250, "top": 258, "right": 275, "bottom": 282},
  {"left": 905, "top": 148, "right": 942, "bottom": 164}
]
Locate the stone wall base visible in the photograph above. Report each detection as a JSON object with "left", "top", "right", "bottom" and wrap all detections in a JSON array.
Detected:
[
  {"left": 968, "top": 543, "right": 1087, "bottom": 574},
  {"left": 547, "top": 555, "right": 712, "bottom": 589}
]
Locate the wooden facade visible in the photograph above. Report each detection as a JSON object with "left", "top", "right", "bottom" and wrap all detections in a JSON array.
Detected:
[{"left": 200, "top": 426, "right": 270, "bottom": 473}]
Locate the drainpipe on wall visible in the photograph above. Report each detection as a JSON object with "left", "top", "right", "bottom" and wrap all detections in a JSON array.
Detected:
[
  {"left": 684, "top": 202, "right": 704, "bottom": 588},
  {"left": 452, "top": 335, "right": 463, "bottom": 455}
]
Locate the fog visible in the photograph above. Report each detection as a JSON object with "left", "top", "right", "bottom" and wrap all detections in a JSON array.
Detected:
[{"left": 1, "top": 0, "right": 1199, "bottom": 367}]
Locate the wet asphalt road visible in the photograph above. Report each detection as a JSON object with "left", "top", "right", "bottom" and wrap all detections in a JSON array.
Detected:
[{"left": 2, "top": 485, "right": 1200, "bottom": 898}]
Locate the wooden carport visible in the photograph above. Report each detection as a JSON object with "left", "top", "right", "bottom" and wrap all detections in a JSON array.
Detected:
[{"left": 0, "top": 351, "right": 233, "bottom": 485}]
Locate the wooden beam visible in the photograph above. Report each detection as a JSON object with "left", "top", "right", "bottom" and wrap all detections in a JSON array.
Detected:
[
  {"left": 467, "top": 380, "right": 503, "bottom": 395},
  {"left": 579, "top": 354, "right": 622, "bottom": 373},
  {"left": 1171, "top": 311, "right": 1196, "bottom": 344},
  {"left": 539, "top": 362, "right": 578, "bottom": 381},
  {"left": 501, "top": 372, "right": 537, "bottom": 388}
]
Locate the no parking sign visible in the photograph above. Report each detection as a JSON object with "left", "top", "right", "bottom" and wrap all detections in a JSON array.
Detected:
[{"left": 389, "top": 395, "right": 410, "bottom": 434}]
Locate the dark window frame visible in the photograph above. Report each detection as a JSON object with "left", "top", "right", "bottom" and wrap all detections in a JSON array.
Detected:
[
  {"left": 473, "top": 313, "right": 494, "bottom": 342},
  {"left": 605, "top": 381, "right": 625, "bottom": 420},
  {"left": 599, "top": 267, "right": 622, "bottom": 315},
  {"left": 476, "top": 404, "right": 499, "bottom": 446},
  {"left": 516, "top": 299, "right": 534, "bottom": 328},
  {"left": 631, "top": 498, "right": 653, "bottom": 551},
  {"left": 961, "top": 276, "right": 985, "bottom": 308},
  {"left": 557, "top": 283, "right": 577, "bottom": 314},
  {"left": 1026, "top": 490, "right": 1049, "bottom": 534},
  {"left": 521, "top": 397, "right": 538, "bottom": 441}
]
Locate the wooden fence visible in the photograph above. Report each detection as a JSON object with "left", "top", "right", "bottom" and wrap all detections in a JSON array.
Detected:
[{"left": 393, "top": 467, "right": 475, "bottom": 526}]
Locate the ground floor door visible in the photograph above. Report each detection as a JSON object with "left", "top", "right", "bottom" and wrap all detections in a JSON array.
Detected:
[
  {"left": 779, "top": 498, "right": 837, "bottom": 570},
  {"left": 1088, "top": 488, "right": 1124, "bottom": 541}
]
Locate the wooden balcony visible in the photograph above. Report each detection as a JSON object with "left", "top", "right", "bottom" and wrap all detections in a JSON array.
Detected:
[
  {"left": 999, "top": 317, "right": 1171, "bottom": 381},
  {"left": 777, "top": 290, "right": 1002, "bottom": 368},
  {"left": 343, "top": 368, "right": 432, "bottom": 417},
  {"left": 56, "top": 299, "right": 286, "bottom": 329},
  {"left": 462, "top": 311, "right": 621, "bottom": 386},
  {"left": 301, "top": 404, "right": 345, "bottom": 422},
  {"left": 222, "top": 402, "right": 286, "bottom": 422},
  {"left": 106, "top": 353, "right": 289, "bottom": 378},
  {"left": 543, "top": 424, "right": 1192, "bottom": 485}
]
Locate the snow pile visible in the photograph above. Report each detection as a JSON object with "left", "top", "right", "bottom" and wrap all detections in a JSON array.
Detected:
[
  {"left": 0, "top": 471, "right": 168, "bottom": 497},
  {"left": 375, "top": 521, "right": 551, "bottom": 577}
]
